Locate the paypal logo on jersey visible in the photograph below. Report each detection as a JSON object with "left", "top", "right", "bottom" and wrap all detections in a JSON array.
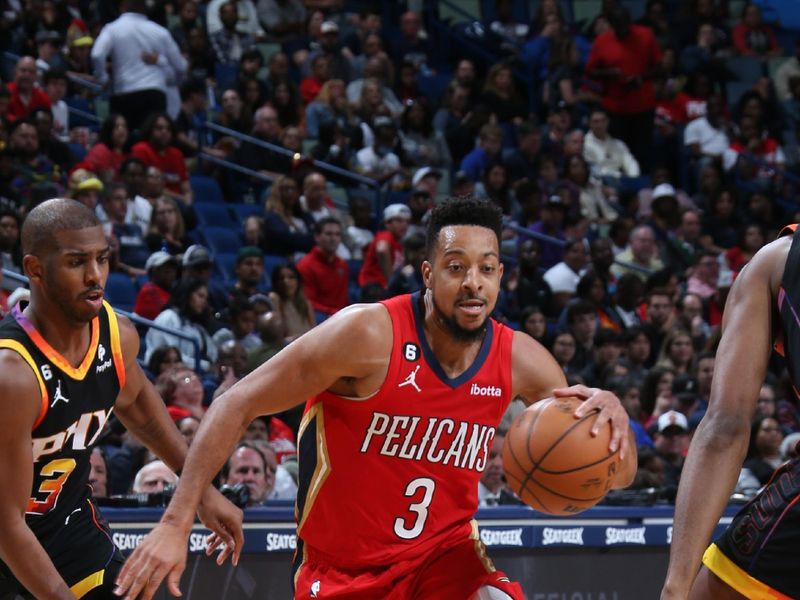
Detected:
[{"left": 470, "top": 383, "right": 502, "bottom": 397}]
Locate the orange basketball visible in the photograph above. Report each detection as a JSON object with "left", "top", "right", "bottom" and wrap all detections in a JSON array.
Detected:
[{"left": 502, "top": 396, "right": 620, "bottom": 515}]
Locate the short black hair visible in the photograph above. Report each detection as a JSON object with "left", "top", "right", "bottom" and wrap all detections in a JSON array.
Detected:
[
  {"left": 425, "top": 195, "right": 502, "bottom": 258},
  {"left": 566, "top": 299, "right": 595, "bottom": 324},
  {"left": 42, "top": 69, "right": 67, "bottom": 85},
  {"left": 313, "top": 216, "right": 342, "bottom": 234},
  {"left": 21, "top": 198, "right": 101, "bottom": 256},
  {"left": 179, "top": 78, "right": 206, "bottom": 101}
]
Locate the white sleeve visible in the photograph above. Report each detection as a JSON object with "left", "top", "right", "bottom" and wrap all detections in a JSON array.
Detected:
[
  {"left": 160, "top": 30, "right": 188, "bottom": 81},
  {"left": 206, "top": 0, "right": 223, "bottom": 34},
  {"left": 722, "top": 147, "right": 738, "bottom": 171},
  {"left": 619, "top": 141, "right": 641, "bottom": 177},
  {"left": 90, "top": 25, "right": 112, "bottom": 85},
  {"left": 683, "top": 121, "right": 700, "bottom": 146}
]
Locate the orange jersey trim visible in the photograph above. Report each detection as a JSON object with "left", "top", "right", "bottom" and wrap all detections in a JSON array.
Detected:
[
  {"left": 703, "top": 543, "right": 793, "bottom": 600},
  {"left": 18, "top": 313, "right": 100, "bottom": 381},
  {"left": 0, "top": 339, "right": 49, "bottom": 429},
  {"left": 103, "top": 301, "right": 126, "bottom": 390}
]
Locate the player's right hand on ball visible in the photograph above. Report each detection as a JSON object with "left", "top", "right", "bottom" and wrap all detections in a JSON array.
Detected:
[{"left": 114, "top": 522, "right": 189, "bottom": 600}]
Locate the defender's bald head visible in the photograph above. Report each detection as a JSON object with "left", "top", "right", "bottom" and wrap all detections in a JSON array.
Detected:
[{"left": 22, "top": 198, "right": 102, "bottom": 256}]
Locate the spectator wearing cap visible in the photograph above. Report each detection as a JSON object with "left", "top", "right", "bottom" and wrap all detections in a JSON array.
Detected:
[
  {"left": 231, "top": 246, "right": 265, "bottom": 299},
  {"left": 134, "top": 251, "right": 179, "bottom": 320},
  {"left": 582, "top": 107, "right": 641, "bottom": 182},
  {"left": 355, "top": 116, "right": 405, "bottom": 187},
  {"left": 101, "top": 182, "right": 150, "bottom": 276},
  {"left": 522, "top": 193, "right": 567, "bottom": 270},
  {"left": 296, "top": 217, "right": 349, "bottom": 316},
  {"left": 67, "top": 168, "right": 104, "bottom": 210},
  {"left": 503, "top": 120, "right": 542, "bottom": 184},
  {"left": 131, "top": 113, "right": 192, "bottom": 203},
  {"left": 652, "top": 410, "right": 690, "bottom": 488},
  {"left": 64, "top": 22, "right": 94, "bottom": 87},
  {"left": 5, "top": 56, "right": 51, "bottom": 123},
  {"left": 611, "top": 224, "right": 664, "bottom": 282},
  {"left": 145, "top": 278, "right": 218, "bottom": 371},
  {"left": 181, "top": 244, "right": 229, "bottom": 312},
  {"left": 210, "top": 2, "right": 258, "bottom": 66},
  {"left": 91, "top": 0, "right": 187, "bottom": 132},
  {"left": 35, "top": 30, "right": 67, "bottom": 72},
  {"left": 304, "top": 21, "right": 354, "bottom": 83},
  {"left": 411, "top": 167, "right": 441, "bottom": 200},
  {"left": 359, "top": 203, "right": 410, "bottom": 288},
  {"left": 262, "top": 175, "right": 315, "bottom": 258},
  {"left": 459, "top": 124, "right": 503, "bottom": 183}
]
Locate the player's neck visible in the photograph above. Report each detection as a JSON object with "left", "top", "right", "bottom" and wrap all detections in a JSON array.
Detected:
[{"left": 23, "top": 298, "right": 93, "bottom": 363}]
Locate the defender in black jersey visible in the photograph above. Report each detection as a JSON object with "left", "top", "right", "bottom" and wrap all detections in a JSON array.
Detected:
[
  {"left": 662, "top": 226, "right": 800, "bottom": 600},
  {"left": 0, "top": 199, "right": 243, "bottom": 600}
]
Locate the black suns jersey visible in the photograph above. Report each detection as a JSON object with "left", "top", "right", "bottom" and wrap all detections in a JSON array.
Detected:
[{"left": 0, "top": 301, "right": 125, "bottom": 539}]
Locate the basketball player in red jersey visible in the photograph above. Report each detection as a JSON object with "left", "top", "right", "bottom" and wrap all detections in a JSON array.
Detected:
[
  {"left": 116, "top": 197, "right": 636, "bottom": 600},
  {"left": 0, "top": 199, "right": 242, "bottom": 599},
  {"left": 662, "top": 226, "right": 800, "bottom": 600}
]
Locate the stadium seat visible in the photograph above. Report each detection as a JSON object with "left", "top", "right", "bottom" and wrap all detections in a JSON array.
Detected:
[
  {"left": 572, "top": 0, "right": 602, "bottom": 25},
  {"left": 202, "top": 227, "right": 242, "bottom": 254},
  {"left": 230, "top": 203, "right": 264, "bottom": 222},
  {"left": 214, "top": 252, "right": 237, "bottom": 286},
  {"left": 327, "top": 186, "right": 348, "bottom": 210},
  {"left": 104, "top": 272, "right": 137, "bottom": 312},
  {"left": 263, "top": 254, "right": 288, "bottom": 282},
  {"left": 724, "top": 56, "right": 763, "bottom": 85},
  {"left": 190, "top": 175, "right": 225, "bottom": 204},
  {"left": 193, "top": 203, "right": 237, "bottom": 229}
]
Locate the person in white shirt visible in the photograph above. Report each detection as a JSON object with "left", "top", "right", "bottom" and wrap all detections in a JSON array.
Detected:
[
  {"left": 91, "top": 0, "right": 187, "bottom": 132},
  {"left": 684, "top": 95, "right": 729, "bottom": 162},
  {"left": 583, "top": 107, "right": 641, "bottom": 180},
  {"left": 207, "top": 0, "right": 265, "bottom": 39},
  {"left": 774, "top": 40, "right": 800, "bottom": 102},
  {"left": 543, "top": 239, "right": 589, "bottom": 311}
]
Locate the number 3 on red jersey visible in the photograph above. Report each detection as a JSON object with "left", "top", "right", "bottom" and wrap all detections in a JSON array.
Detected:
[{"left": 394, "top": 477, "right": 436, "bottom": 540}]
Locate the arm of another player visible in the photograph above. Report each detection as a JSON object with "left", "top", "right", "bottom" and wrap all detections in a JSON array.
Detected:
[
  {"left": 0, "top": 350, "right": 75, "bottom": 600},
  {"left": 115, "top": 302, "right": 392, "bottom": 600},
  {"left": 661, "top": 239, "right": 784, "bottom": 600},
  {"left": 511, "top": 331, "right": 635, "bottom": 484},
  {"left": 112, "top": 316, "right": 244, "bottom": 566}
]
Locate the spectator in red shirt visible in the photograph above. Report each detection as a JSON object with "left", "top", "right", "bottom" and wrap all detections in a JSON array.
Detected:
[
  {"left": 732, "top": 3, "right": 781, "bottom": 58},
  {"left": 297, "top": 217, "right": 350, "bottom": 316},
  {"left": 5, "top": 56, "right": 51, "bottom": 122},
  {"left": 300, "top": 53, "right": 331, "bottom": 104},
  {"left": 358, "top": 203, "right": 411, "bottom": 288},
  {"left": 585, "top": 5, "right": 662, "bottom": 171},
  {"left": 133, "top": 251, "right": 179, "bottom": 320},
  {"left": 131, "top": 112, "right": 193, "bottom": 203}
]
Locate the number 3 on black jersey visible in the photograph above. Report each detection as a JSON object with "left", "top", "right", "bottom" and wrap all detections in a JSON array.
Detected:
[{"left": 394, "top": 477, "right": 436, "bottom": 539}]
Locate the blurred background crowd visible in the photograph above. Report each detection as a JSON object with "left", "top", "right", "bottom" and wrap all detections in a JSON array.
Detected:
[{"left": 1, "top": 0, "right": 799, "bottom": 509}]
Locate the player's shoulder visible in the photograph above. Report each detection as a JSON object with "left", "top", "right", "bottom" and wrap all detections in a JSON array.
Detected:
[
  {"left": 743, "top": 235, "right": 792, "bottom": 290},
  {"left": 321, "top": 302, "right": 392, "bottom": 339},
  {"left": 0, "top": 345, "right": 45, "bottom": 422}
]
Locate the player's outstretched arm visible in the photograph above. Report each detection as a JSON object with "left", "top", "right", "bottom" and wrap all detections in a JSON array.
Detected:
[
  {"left": 114, "top": 303, "right": 392, "bottom": 600},
  {"left": 660, "top": 238, "right": 786, "bottom": 600},
  {"left": 512, "top": 332, "right": 634, "bottom": 472},
  {"left": 0, "top": 350, "right": 75, "bottom": 600}
]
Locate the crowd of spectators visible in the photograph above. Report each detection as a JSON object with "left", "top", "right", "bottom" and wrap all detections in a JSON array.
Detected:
[{"left": 2, "top": 0, "right": 800, "bottom": 509}]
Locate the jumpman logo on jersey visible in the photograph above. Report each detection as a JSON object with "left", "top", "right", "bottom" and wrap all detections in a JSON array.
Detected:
[
  {"left": 51, "top": 380, "right": 69, "bottom": 407},
  {"left": 398, "top": 365, "right": 422, "bottom": 392}
]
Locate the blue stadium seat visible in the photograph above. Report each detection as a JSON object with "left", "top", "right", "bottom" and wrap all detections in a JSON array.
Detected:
[
  {"left": 194, "top": 202, "right": 237, "bottom": 228},
  {"left": 67, "top": 142, "right": 87, "bottom": 162},
  {"left": 214, "top": 252, "right": 237, "bottom": 286},
  {"left": 190, "top": 175, "right": 225, "bottom": 204},
  {"left": 724, "top": 56, "right": 763, "bottom": 86},
  {"left": 230, "top": 203, "right": 264, "bottom": 222},
  {"left": 262, "top": 254, "right": 288, "bottom": 285},
  {"left": 105, "top": 272, "right": 137, "bottom": 312},
  {"left": 202, "top": 227, "right": 242, "bottom": 254}
]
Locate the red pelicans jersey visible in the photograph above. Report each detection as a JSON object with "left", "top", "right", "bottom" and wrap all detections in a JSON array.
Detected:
[{"left": 295, "top": 292, "right": 514, "bottom": 568}]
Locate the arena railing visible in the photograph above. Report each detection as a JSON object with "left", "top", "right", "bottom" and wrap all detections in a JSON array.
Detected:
[
  {"left": 2, "top": 268, "right": 203, "bottom": 372},
  {"left": 198, "top": 121, "right": 383, "bottom": 210}
]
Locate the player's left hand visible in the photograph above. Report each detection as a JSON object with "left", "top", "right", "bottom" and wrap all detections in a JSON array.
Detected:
[
  {"left": 196, "top": 487, "right": 244, "bottom": 566},
  {"left": 552, "top": 384, "right": 631, "bottom": 459}
]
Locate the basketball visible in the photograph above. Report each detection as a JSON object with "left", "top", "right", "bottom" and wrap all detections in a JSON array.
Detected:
[{"left": 502, "top": 396, "right": 621, "bottom": 515}]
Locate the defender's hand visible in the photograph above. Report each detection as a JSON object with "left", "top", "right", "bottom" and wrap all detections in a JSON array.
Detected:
[
  {"left": 553, "top": 384, "right": 631, "bottom": 459},
  {"left": 114, "top": 522, "right": 189, "bottom": 600},
  {"left": 197, "top": 487, "right": 244, "bottom": 567}
]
